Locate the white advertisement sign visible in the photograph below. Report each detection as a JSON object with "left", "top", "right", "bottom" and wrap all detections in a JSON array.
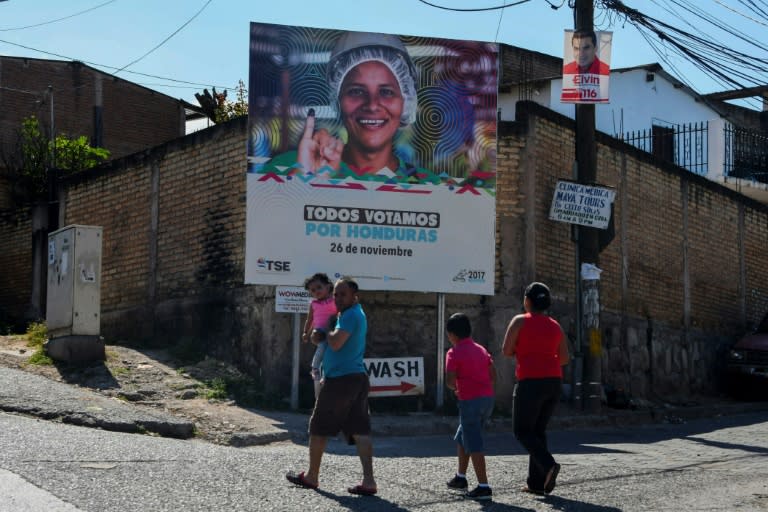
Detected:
[
  {"left": 364, "top": 357, "right": 424, "bottom": 397},
  {"left": 549, "top": 180, "right": 616, "bottom": 229},
  {"left": 275, "top": 286, "right": 311, "bottom": 314},
  {"left": 245, "top": 23, "right": 497, "bottom": 295}
]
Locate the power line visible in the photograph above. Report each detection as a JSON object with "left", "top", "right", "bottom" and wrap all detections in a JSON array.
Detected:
[
  {"left": 0, "top": 36, "right": 237, "bottom": 91},
  {"left": 602, "top": 0, "right": 768, "bottom": 102},
  {"left": 0, "top": 0, "right": 119, "bottom": 32},
  {"left": 415, "top": 0, "right": 532, "bottom": 12},
  {"left": 113, "top": 0, "right": 214, "bottom": 75}
]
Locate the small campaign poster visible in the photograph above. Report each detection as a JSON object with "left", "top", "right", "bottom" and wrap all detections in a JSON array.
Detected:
[{"left": 561, "top": 29, "right": 612, "bottom": 104}]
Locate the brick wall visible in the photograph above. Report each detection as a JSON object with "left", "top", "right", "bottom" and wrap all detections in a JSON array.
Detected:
[
  {"left": 0, "top": 57, "right": 184, "bottom": 159},
  {"left": 1, "top": 102, "right": 767, "bottom": 409},
  {"left": 0, "top": 209, "right": 32, "bottom": 325}
]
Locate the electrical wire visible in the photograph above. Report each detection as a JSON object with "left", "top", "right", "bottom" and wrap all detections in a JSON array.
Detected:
[
  {"left": 112, "top": 0, "right": 214, "bottom": 75},
  {"left": 415, "top": 0, "right": 531, "bottom": 12},
  {"left": 601, "top": 0, "right": 767, "bottom": 108},
  {"left": 495, "top": 5, "right": 505, "bottom": 41},
  {"left": 0, "top": 0, "right": 119, "bottom": 32},
  {"left": 714, "top": 0, "right": 768, "bottom": 26},
  {"left": 0, "top": 36, "right": 236, "bottom": 92}
]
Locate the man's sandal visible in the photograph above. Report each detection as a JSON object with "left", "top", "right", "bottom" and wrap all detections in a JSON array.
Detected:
[
  {"left": 286, "top": 471, "right": 318, "bottom": 490},
  {"left": 347, "top": 484, "right": 377, "bottom": 496}
]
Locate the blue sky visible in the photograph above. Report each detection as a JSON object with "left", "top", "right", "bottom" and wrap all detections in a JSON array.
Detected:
[{"left": 0, "top": 0, "right": 764, "bottom": 108}]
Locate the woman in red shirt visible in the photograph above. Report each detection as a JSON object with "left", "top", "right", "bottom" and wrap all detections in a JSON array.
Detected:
[{"left": 502, "top": 282, "right": 570, "bottom": 495}]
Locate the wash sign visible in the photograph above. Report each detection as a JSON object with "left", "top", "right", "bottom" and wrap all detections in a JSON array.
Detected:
[
  {"left": 549, "top": 180, "right": 616, "bottom": 229},
  {"left": 364, "top": 357, "right": 424, "bottom": 397},
  {"left": 275, "top": 286, "right": 310, "bottom": 314}
]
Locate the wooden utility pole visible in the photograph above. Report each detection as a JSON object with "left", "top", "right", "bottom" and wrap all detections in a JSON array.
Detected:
[{"left": 574, "top": 0, "right": 602, "bottom": 413}]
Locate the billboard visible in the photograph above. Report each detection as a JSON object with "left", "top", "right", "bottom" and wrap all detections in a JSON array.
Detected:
[
  {"left": 246, "top": 22, "right": 498, "bottom": 294},
  {"left": 561, "top": 29, "right": 612, "bottom": 104}
]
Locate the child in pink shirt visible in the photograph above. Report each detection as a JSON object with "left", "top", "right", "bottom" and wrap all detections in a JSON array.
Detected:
[{"left": 302, "top": 273, "right": 337, "bottom": 398}]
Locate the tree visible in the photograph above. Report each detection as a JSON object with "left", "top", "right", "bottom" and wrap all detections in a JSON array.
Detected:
[
  {"left": 195, "top": 80, "right": 248, "bottom": 124},
  {"left": 3, "top": 116, "right": 110, "bottom": 203}
]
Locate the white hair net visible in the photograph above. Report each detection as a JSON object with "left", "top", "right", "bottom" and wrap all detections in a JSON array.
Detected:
[{"left": 327, "top": 32, "right": 418, "bottom": 127}]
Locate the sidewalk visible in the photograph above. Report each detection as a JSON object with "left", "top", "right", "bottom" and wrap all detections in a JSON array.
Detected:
[{"left": 2, "top": 365, "right": 767, "bottom": 447}]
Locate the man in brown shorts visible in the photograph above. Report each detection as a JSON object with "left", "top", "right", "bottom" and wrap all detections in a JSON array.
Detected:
[{"left": 286, "top": 277, "right": 377, "bottom": 495}]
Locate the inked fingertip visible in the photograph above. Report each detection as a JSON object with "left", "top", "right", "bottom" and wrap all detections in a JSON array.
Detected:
[{"left": 308, "top": 108, "right": 315, "bottom": 117}]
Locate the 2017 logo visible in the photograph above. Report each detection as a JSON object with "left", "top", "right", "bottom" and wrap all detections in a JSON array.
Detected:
[{"left": 453, "top": 269, "right": 485, "bottom": 283}]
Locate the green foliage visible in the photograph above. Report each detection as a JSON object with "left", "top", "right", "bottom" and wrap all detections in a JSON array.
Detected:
[
  {"left": 28, "top": 349, "right": 53, "bottom": 366},
  {"left": 55, "top": 134, "right": 110, "bottom": 173},
  {"left": 25, "top": 321, "right": 48, "bottom": 348},
  {"left": 202, "top": 377, "right": 228, "bottom": 400},
  {"left": 11, "top": 116, "right": 110, "bottom": 202},
  {"left": 24, "top": 322, "right": 52, "bottom": 365},
  {"left": 214, "top": 80, "right": 248, "bottom": 123}
]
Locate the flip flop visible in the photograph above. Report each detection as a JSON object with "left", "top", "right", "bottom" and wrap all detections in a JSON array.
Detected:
[
  {"left": 286, "top": 471, "right": 318, "bottom": 490},
  {"left": 347, "top": 484, "right": 377, "bottom": 496},
  {"left": 521, "top": 486, "right": 546, "bottom": 496}
]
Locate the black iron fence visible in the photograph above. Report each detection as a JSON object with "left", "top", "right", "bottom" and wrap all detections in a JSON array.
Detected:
[
  {"left": 725, "top": 124, "right": 768, "bottom": 184},
  {"left": 622, "top": 122, "right": 709, "bottom": 176},
  {"left": 622, "top": 122, "right": 768, "bottom": 185}
]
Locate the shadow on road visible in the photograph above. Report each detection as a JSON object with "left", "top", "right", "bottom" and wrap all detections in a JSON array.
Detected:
[
  {"left": 315, "top": 411, "right": 768, "bottom": 461},
  {"left": 314, "top": 488, "right": 413, "bottom": 511}
]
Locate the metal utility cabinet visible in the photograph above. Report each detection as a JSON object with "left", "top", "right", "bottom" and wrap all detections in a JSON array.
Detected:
[{"left": 45, "top": 225, "right": 105, "bottom": 361}]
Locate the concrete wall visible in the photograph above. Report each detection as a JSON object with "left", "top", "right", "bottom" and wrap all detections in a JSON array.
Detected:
[{"left": 1, "top": 102, "right": 767, "bottom": 411}]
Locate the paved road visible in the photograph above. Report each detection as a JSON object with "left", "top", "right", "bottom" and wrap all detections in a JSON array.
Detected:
[{"left": 1, "top": 410, "right": 767, "bottom": 511}]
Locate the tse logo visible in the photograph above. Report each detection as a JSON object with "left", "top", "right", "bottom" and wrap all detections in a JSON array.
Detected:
[{"left": 256, "top": 258, "right": 291, "bottom": 272}]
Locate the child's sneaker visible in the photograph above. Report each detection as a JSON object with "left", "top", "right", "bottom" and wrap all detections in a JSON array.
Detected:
[
  {"left": 464, "top": 486, "right": 493, "bottom": 501},
  {"left": 446, "top": 475, "right": 468, "bottom": 489}
]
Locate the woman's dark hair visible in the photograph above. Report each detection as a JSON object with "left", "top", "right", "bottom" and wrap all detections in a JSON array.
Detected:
[
  {"left": 525, "top": 282, "right": 551, "bottom": 311},
  {"left": 446, "top": 312, "right": 472, "bottom": 338},
  {"left": 303, "top": 272, "right": 332, "bottom": 290}
]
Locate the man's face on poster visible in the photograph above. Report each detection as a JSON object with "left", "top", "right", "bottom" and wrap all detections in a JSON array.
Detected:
[
  {"left": 572, "top": 36, "right": 597, "bottom": 70},
  {"left": 339, "top": 61, "right": 404, "bottom": 154}
]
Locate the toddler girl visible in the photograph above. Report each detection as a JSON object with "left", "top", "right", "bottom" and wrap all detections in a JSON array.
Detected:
[{"left": 302, "top": 273, "right": 337, "bottom": 398}]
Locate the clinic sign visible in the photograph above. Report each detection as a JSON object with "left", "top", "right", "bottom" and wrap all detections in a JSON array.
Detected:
[
  {"left": 549, "top": 181, "right": 615, "bottom": 229},
  {"left": 364, "top": 357, "right": 424, "bottom": 397}
]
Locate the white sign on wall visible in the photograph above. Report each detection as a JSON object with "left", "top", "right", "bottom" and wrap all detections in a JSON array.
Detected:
[
  {"left": 364, "top": 357, "right": 424, "bottom": 397},
  {"left": 245, "top": 23, "right": 498, "bottom": 295},
  {"left": 549, "top": 180, "right": 616, "bottom": 229},
  {"left": 275, "top": 286, "right": 310, "bottom": 314}
]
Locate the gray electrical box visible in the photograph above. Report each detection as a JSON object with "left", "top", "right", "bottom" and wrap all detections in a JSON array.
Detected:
[{"left": 45, "top": 225, "right": 104, "bottom": 361}]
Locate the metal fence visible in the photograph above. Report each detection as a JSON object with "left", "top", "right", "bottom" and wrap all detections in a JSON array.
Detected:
[
  {"left": 622, "top": 121, "right": 768, "bottom": 185},
  {"left": 725, "top": 124, "right": 768, "bottom": 184},
  {"left": 621, "top": 122, "right": 709, "bottom": 176}
]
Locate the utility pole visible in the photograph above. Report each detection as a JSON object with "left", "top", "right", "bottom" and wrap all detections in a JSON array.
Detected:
[{"left": 574, "top": 0, "right": 602, "bottom": 413}]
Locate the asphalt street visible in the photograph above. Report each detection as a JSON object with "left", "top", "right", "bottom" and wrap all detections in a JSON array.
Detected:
[{"left": 1, "top": 409, "right": 766, "bottom": 511}]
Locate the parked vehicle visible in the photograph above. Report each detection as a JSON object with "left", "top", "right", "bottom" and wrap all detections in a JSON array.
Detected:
[{"left": 726, "top": 312, "right": 768, "bottom": 399}]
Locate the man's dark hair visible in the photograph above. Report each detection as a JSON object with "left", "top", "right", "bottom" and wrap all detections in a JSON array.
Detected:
[
  {"left": 446, "top": 312, "right": 472, "bottom": 338},
  {"left": 335, "top": 276, "right": 359, "bottom": 293},
  {"left": 572, "top": 30, "right": 597, "bottom": 46}
]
